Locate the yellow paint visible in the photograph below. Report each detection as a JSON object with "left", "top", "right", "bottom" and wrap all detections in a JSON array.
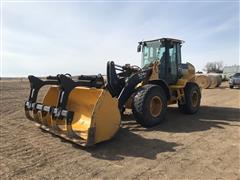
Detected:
[{"left": 41, "top": 86, "right": 121, "bottom": 145}]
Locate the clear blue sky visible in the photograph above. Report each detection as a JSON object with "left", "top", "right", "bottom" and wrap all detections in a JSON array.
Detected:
[{"left": 1, "top": 1, "right": 239, "bottom": 77}]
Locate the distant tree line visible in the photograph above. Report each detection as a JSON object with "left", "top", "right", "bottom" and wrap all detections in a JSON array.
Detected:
[{"left": 204, "top": 61, "right": 223, "bottom": 73}]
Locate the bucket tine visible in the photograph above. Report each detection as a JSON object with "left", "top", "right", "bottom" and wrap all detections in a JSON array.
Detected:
[
  {"left": 41, "top": 105, "right": 54, "bottom": 127},
  {"left": 40, "top": 111, "right": 49, "bottom": 127},
  {"left": 66, "top": 118, "right": 79, "bottom": 139},
  {"left": 51, "top": 115, "right": 62, "bottom": 133},
  {"left": 24, "top": 101, "right": 36, "bottom": 121},
  {"left": 33, "top": 110, "right": 41, "bottom": 124},
  {"left": 25, "top": 109, "right": 35, "bottom": 121},
  {"left": 36, "top": 110, "right": 47, "bottom": 126},
  {"left": 66, "top": 123, "right": 76, "bottom": 139},
  {"left": 40, "top": 113, "right": 50, "bottom": 131}
]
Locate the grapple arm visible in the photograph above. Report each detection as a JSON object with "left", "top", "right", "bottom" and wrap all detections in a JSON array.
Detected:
[
  {"left": 56, "top": 74, "right": 104, "bottom": 111},
  {"left": 25, "top": 74, "right": 105, "bottom": 121},
  {"left": 25, "top": 75, "right": 59, "bottom": 113}
]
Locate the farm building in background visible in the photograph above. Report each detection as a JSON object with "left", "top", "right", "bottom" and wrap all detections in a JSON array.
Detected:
[
  {"left": 223, "top": 65, "right": 240, "bottom": 74},
  {"left": 222, "top": 65, "right": 240, "bottom": 80}
]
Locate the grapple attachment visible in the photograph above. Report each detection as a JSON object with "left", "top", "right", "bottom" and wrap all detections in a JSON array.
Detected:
[{"left": 25, "top": 74, "right": 121, "bottom": 146}]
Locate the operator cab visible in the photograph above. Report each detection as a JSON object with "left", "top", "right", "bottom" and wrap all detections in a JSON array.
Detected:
[{"left": 137, "top": 38, "right": 184, "bottom": 85}]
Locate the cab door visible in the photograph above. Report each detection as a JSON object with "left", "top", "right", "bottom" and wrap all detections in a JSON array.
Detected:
[{"left": 166, "top": 43, "right": 180, "bottom": 84}]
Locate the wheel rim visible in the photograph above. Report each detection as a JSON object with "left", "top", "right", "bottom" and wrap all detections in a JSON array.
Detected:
[
  {"left": 191, "top": 91, "right": 199, "bottom": 107},
  {"left": 149, "top": 96, "right": 162, "bottom": 117}
]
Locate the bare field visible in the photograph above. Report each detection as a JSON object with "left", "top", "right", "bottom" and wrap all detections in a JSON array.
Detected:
[{"left": 0, "top": 80, "right": 239, "bottom": 179}]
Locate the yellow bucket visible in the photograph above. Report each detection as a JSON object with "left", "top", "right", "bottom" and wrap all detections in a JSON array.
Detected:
[{"left": 39, "top": 86, "right": 121, "bottom": 146}]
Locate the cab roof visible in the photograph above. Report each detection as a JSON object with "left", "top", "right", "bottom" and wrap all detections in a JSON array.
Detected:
[{"left": 139, "top": 38, "right": 185, "bottom": 44}]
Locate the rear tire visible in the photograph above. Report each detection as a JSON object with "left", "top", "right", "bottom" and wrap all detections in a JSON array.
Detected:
[
  {"left": 132, "top": 84, "right": 167, "bottom": 127},
  {"left": 178, "top": 82, "right": 201, "bottom": 114}
]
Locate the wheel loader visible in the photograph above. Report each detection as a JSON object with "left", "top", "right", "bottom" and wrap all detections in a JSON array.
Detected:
[{"left": 25, "top": 38, "right": 201, "bottom": 146}]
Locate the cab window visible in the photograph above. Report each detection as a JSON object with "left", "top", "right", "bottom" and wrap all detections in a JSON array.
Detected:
[
  {"left": 142, "top": 43, "right": 166, "bottom": 67},
  {"left": 168, "top": 44, "right": 177, "bottom": 76}
]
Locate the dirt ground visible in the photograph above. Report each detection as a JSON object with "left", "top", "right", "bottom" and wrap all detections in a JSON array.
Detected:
[{"left": 0, "top": 80, "right": 239, "bottom": 179}]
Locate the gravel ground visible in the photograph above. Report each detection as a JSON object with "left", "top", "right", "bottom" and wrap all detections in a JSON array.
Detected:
[{"left": 0, "top": 80, "right": 239, "bottom": 179}]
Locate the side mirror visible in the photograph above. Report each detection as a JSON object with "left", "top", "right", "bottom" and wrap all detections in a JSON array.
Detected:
[{"left": 137, "top": 44, "right": 141, "bottom": 52}]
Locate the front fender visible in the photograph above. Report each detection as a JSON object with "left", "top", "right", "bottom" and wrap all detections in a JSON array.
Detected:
[{"left": 117, "top": 69, "right": 151, "bottom": 109}]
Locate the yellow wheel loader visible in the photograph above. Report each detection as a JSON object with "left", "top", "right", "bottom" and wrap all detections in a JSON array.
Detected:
[{"left": 25, "top": 38, "right": 201, "bottom": 146}]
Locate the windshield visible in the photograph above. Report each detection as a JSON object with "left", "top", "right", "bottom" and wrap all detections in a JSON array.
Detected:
[
  {"left": 141, "top": 42, "right": 166, "bottom": 67},
  {"left": 233, "top": 73, "right": 240, "bottom": 77}
]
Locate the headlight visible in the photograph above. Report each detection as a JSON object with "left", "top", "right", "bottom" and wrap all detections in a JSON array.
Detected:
[{"left": 229, "top": 79, "right": 233, "bottom": 83}]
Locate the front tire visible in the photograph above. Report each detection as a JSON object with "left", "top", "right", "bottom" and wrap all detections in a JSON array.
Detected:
[
  {"left": 230, "top": 85, "right": 234, "bottom": 89},
  {"left": 132, "top": 84, "right": 167, "bottom": 127},
  {"left": 178, "top": 82, "right": 201, "bottom": 114}
]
